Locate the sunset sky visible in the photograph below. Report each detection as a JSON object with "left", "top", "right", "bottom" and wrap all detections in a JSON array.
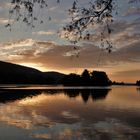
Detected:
[{"left": 0, "top": 0, "right": 140, "bottom": 83}]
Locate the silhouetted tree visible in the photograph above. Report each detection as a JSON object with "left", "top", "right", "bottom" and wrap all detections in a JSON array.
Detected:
[
  {"left": 112, "top": 81, "right": 125, "bottom": 85},
  {"left": 136, "top": 80, "right": 140, "bottom": 86},
  {"left": 81, "top": 69, "right": 91, "bottom": 86},
  {"left": 61, "top": 69, "right": 111, "bottom": 86},
  {"left": 62, "top": 73, "right": 81, "bottom": 86},
  {"left": 91, "top": 71, "right": 111, "bottom": 86}
]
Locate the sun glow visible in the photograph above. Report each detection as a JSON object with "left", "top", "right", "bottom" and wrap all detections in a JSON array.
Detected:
[{"left": 19, "top": 63, "right": 48, "bottom": 71}]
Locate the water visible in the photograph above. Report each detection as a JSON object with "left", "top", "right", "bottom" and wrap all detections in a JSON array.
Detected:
[{"left": 0, "top": 86, "right": 139, "bottom": 140}]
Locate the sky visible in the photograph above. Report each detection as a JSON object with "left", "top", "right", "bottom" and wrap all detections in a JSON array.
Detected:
[{"left": 0, "top": 0, "right": 140, "bottom": 83}]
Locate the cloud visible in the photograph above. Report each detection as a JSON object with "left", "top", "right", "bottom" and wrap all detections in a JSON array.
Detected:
[
  {"left": 124, "top": 7, "right": 140, "bottom": 16},
  {"left": 33, "top": 134, "right": 51, "bottom": 139},
  {"left": 0, "top": 39, "right": 53, "bottom": 61},
  {"left": 2, "top": 39, "right": 35, "bottom": 48},
  {"left": 32, "top": 30, "right": 55, "bottom": 36},
  {"left": 114, "top": 69, "right": 140, "bottom": 77},
  {"left": 0, "top": 1, "right": 11, "bottom": 9},
  {"left": 0, "top": 37, "right": 139, "bottom": 71},
  {"left": 48, "top": 6, "right": 58, "bottom": 11},
  {"left": 111, "top": 68, "right": 140, "bottom": 82},
  {"left": 87, "top": 18, "right": 140, "bottom": 52},
  {"left": 0, "top": 18, "right": 9, "bottom": 24}
]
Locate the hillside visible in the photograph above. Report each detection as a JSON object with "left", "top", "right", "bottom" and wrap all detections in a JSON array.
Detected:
[
  {"left": 0, "top": 61, "right": 114, "bottom": 86},
  {"left": 0, "top": 61, "right": 65, "bottom": 84},
  {"left": 43, "top": 71, "right": 66, "bottom": 84}
]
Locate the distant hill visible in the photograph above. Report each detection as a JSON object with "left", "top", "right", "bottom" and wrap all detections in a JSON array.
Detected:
[
  {"left": 0, "top": 61, "right": 119, "bottom": 86},
  {"left": 43, "top": 71, "right": 66, "bottom": 84},
  {"left": 0, "top": 61, "right": 66, "bottom": 84}
]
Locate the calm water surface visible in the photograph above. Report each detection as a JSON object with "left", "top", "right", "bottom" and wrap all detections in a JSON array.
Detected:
[{"left": 0, "top": 86, "right": 140, "bottom": 140}]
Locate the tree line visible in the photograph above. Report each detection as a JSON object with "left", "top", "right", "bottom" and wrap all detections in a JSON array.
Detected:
[
  {"left": 62, "top": 69, "right": 112, "bottom": 86},
  {"left": 136, "top": 80, "right": 140, "bottom": 86}
]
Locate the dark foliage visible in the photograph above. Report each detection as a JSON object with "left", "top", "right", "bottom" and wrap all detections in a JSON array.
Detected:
[
  {"left": 136, "top": 80, "right": 140, "bottom": 86},
  {"left": 91, "top": 70, "right": 111, "bottom": 86},
  {"left": 81, "top": 69, "right": 91, "bottom": 86},
  {"left": 62, "top": 73, "right": 81, "bottom": 86},
  {"left": 6, "top": 0, "right": 139, "bottom": 52},
  {"left": 62, "top": 0, "right": 114, "bottom": 46},
  {"left": 62, "top": 69, "right": 111, "bottom": 86},
  {"left": 112, "top": 81, "right": 125, "bottom": 85}
]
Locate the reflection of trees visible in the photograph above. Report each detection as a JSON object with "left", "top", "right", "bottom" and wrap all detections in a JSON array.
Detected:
[
  {"left": 0, "top": 88, "right": 111, "bottom": 103},
  {"left": 90, "top": 89, "right": 111, "bottom": 101},
  {"left": 0, "top": 89, "right": 63, "bottom": 103},
  {"left": 137, "top": 87, "right": 140, "bottom": 93},
  {"left": 64, "top": 89, "right": 111, "bottom": 103},
  {"left": 0, "top": 89, "right": 42, "bottom": 103},
  {"left": 64, "top": 89, "right": 80, "bottom": 98},
  {"left": 81, "top": 90, "right": 90, "bottom": 103}
]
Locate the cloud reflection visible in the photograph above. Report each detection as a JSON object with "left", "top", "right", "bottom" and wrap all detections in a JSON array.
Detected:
[{"left": 0, "top": 87, "right": 139, "bottom": 140}]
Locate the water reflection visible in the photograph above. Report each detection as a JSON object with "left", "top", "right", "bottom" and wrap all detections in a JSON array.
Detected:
[
  {"left": 0, "top": 86, "right": 139, "bottom": 140},
  {"left": 137, "top": 87, "right": 140, "bottom": 93},
  {"left": 0, "top": 89, "right": 42, "bottom": 103},
  {"left": 64, "top": 89, "right": 110, "bottom": 103},
  {"left": 0, "top": 88, "right": 110, "bottom": 103}
]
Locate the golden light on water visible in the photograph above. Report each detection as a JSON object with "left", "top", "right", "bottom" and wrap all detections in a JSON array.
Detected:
[{"left": 18, "top": 94, "right": 49, "bottom": 105}]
